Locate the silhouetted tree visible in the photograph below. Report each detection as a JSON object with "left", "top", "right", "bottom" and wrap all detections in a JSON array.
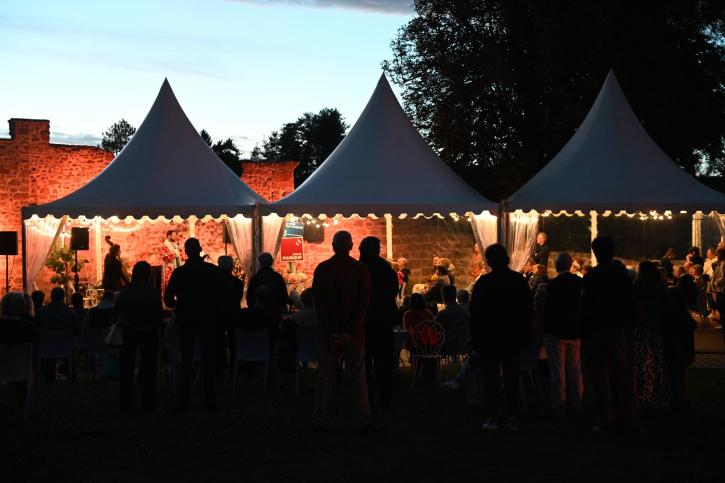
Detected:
[
  {"left": 101, "top": 119, "right": 136, "bottom": 155},
  {"left": 199, "top": 129, "right": 243, "bottom": 176},
  {"left": 255, "top": 108, "right": 347, "bottom": 185},
  {"left": 200, "top": 129, "right": 213, "bottom": 147},
  {"left": 384, "top": 0, "right": 725, "bottom": 200}
]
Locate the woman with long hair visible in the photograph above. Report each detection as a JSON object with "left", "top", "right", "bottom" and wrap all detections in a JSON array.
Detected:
[
  {"left": 632, "top": 260, "right": 670, "bottom": 412},
  {"left": 102, "top": 235, "right": 130, "bottom": 293}
]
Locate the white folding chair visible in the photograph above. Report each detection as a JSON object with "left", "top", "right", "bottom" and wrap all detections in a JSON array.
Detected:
[
  {"left": 233, "top": 329, "right": 270, "bottom": 394},
  {"left": 85, "top": 327, "right": 118, "bottom": 380},
  {"left": 409, "top": 320, "right": 446, "bottom": 388},
  {"left": 37, "top": 329, "right": 74, "bottom": 384},
  {"left": 0, "top": 343, "right": 34, "bottom": 421},
  {"left": 295, "top": 327, "right": 319, "bottom": 396}
]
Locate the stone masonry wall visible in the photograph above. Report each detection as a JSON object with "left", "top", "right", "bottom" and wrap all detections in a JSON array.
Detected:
[
  {"left": 241, "top": 161, "right": 298, "bottom": 201},
  {"left": 0, "top": 119, "right": 113, "bottom": 292}
]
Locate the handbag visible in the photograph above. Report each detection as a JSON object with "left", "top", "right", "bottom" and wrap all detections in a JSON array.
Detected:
[{"left": 105, "top": 320, "right": 124, "bottom": 347}]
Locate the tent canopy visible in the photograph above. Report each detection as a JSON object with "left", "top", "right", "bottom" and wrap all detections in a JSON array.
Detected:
[
  {"left": 22, "top": 79, "right": 262, "bottom": 220},
  {"left": 507, "top": 70, "right": 725, "bottom": 213},
  {"left": 264, "top": 74, "right": 497, "bottom": 217}
]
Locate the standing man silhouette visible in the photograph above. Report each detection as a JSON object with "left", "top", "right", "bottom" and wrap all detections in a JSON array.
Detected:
[
  {"left": 312, "top": 231, "right": 371, "bottom": 430},
  {"left": 359, "top": 236, "right": 399, "bottom": 409},
  {"left": 164, "top": 238, "right": 224, "bottom": 411}
]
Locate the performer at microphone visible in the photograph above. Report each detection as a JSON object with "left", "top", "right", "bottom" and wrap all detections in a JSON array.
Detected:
[
  {"left": 160, "top": 230, "right": 183, "bottom": 292},
  {"left": 102, "top": 235, "right": 130, "bottom": 293}
]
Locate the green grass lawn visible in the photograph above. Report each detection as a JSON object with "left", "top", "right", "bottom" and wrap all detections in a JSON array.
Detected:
[{"left": 2, "top": 366, "right": 724, "bottom": 482}]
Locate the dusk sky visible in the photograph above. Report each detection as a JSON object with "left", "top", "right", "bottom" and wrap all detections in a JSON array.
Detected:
[{"left": 0, "top": 0, "right": 412, "bottom": 154}]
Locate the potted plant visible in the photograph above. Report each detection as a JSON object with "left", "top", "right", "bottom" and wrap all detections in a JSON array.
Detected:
[{"left": 45, "top": 243, "right": 89, "bottom": 299}]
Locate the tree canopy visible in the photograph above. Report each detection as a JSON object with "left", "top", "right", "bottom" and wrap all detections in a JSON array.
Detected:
[
  {"left": 384, "top": 0, "right": 725, "bottom": 200},
  {"left": 251, "top": 108, "right": 348, "bottom": 186},
  {"left": 200, "top": 129, "right": 243, "bottom": 176},
  {"left": 100, "top": 119, "right": 136, "bottom": 155}
]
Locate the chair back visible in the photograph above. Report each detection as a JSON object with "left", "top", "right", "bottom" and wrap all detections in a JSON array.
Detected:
[
  {"left": 37, "top": 329, "right": 74, "bottom": 359},
  {"left": 86, "top": 327, "right": 117, "bottom": 357},
  {"left": 295, "top": 327, "right": 319, "bottom": 363},
  {"left": 235, "top": 329, "right": 270, "bottom": 362},
  {"left": 0, "top": 343, "right": 33, "bottom": 383},
  {"left": 87, "top": 307, "right": 112, "bottom": 328},
  {"left": 410, "top": 320, "right": 446, "bottom": 356}
]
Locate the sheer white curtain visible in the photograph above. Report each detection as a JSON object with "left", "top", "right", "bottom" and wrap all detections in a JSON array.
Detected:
[
  {"left": 470, "top": 211, "right": 498, "bottom": 256},
  {"left": 24, "top": 215, "right": 67, "bottom": 293},
  {"left": 713, "top": 211, "right": 725, "bottom": 243},
  {"left": 261, "top": 214, "right": 286, "bottom": 259},
  {"left": 508, "top": 211, "right": 539, "bottom": 272},
  {"left": 225, "top": 215, "right": 254, "bottom": 277}
]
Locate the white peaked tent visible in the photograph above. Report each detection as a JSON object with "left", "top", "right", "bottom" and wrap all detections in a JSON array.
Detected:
[
  {"left": 264, "top": 74, "right": 497, "bottom": 218},
  {"left": 504, "top": 70, "right": 725, "bottom": 267},
  {"left": 261, "top": 74, "right": 498, "bottom": 261},
  {"left": 21, "top": 79, "right": 261, "bottom": 291},
  {"left": 23, "top": 79, "right": 262, "bottom": 219},
  {"left": 507, "top": 70, "right": 725, "bottom": 213}
]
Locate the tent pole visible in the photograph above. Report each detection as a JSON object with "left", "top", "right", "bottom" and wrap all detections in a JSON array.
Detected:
[
  {"left": 385, "top": 214, "right": 393, "bottom": 260},
  {"left": 252, "top": 203, "right": 262, "bottom": 273},
  {"left": 189, "top": 215, "right": 197, "bottom": 238},
  {"left": 21, "top": 219, "right": 27, "bottom": 294},
  {"left": 94, "top": 217, "right": 102, "bottom": 284},
  {"left": 499, "top": 201, "right": 508, "bottom": 248},
  {"left": 590, "top": 210, "right": 598, "bottom": 266},
  {"left": 691, "top": 211, "right": 702, "bottom": 251}
]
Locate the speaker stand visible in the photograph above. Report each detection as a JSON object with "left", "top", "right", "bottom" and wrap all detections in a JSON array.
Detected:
[
  {"left": 4, "top": 254, "right": 9, "bottom": 294},
  {"left": 73, "top": 250, "right": 80, "bottom": 293}
]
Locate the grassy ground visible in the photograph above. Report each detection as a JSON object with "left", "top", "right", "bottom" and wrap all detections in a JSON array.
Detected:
[{"left": 1, "top": 366, "right": 724, "bottom": 483}]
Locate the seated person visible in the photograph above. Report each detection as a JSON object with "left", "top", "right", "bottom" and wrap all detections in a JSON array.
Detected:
[
  {"left": 439, "top": 258, "right": 456, "bottom": 286},
  {"left": 30, "top": 290, "right": 45, "bottom": 316},
  {"left": 290, "top": 288, "right": 319, "bottom": 330},
  {"left": 0, "top": 292, "right": 37, "bottom": 345},
  {"left": 0, "top": 292, "right": 37, "bottom": 405},
  {"left": 397, "top": 257, "right": 411, "bottom": 295},
  {"left": 402, "top": 293, "right": 435, "bottom": 332},
  {"left": 236, "top": 285, "right": 281, "bottom": 339},
  {"left": 436, "top": 285, "right": 469, "bottom": 355},
  {"left": 35, "top": 287, "right": 78, "bottom": 332},
  {"left": 529, "top": 264, "right": 548, "bottom": 291},
  {"left": 84, "top": 290, "right": 115, "bottom": 334},
  {"left": 70, "top": 292, "right": 86, "bottom": 336},
  {"left": 675, "top": 265, "right": 698, "bottom": 308},
  {"left": 423, "top": 266, "right": 451, "bottom": 304},
  {"left": 686, "top": 246, "right": 705, "bottom": 266},
  {"left": 280, "top": 288, "right": 319, "bottom": 371},
  {"left": 522, "top": 257, "right": 537, "bottom": 280},
  {"left": 286, "top": 272, "right": 310, "bottom": 310}
]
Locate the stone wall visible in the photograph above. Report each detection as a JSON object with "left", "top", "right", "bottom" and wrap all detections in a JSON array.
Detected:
[
  {"left": 241, "top": 161, "right": 298, "bottom": 201},
  {"left": 0, "top": 118, "right": 296, "bottom": 293},
  {"left": 0, "top": 119, "right": 113, "bottom": 291}
]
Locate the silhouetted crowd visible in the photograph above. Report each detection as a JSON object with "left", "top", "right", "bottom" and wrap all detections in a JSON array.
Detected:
[{"left": 2, "top": 230, "right": 724, "bottom": 435}]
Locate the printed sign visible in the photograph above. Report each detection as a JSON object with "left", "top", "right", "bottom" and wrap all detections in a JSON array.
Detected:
[
  {"left": 280, "top": 236, "right": 304, "bottom": 261},
  {"left": 283, "top": 221, "right": 304, "bottom": 238}
]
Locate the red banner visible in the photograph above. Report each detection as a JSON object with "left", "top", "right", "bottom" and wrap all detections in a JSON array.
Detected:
[{"left": 280, "top": 236, "right": 304, "bottom": 262}]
